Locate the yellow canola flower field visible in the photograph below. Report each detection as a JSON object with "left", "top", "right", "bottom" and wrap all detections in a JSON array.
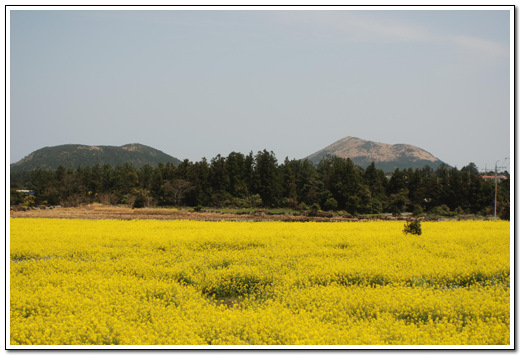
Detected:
[{"left": 10, "top": 218, "right": 510, "bottom": 346}]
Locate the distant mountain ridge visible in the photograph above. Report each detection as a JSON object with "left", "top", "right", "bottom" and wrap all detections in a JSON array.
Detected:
[
  {"left": 10, "top": 143, "right": 182, "bottom": 172},
  {"left": 305, "top": 136, "right": 446, "bottom": 172},
  {"left": 11, "top": 138, "right": 446, "bottom": 173}
]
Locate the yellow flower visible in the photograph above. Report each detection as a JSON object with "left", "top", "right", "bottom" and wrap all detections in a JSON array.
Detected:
[{"left": 10, "top": 219, "right": 510, "bottom": 345}]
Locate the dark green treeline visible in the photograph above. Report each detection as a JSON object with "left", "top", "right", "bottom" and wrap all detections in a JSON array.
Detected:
[{"left": 10, "top": 150, "right": 510, "bottom": 219}]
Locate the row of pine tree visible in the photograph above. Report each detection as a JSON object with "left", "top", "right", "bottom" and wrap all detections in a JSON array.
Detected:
[{"left": 10, "top": 150, "right": 510, "bottom": 218}]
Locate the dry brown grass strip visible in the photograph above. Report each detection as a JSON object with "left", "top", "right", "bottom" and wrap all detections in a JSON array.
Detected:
[{"left": 10, "top": 204, "right": 353, "bottom": 222}]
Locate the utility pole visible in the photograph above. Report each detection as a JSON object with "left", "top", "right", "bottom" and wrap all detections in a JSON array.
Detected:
[
  {"left": 494, "top": 160, "right": 498, "bottom": 218},
  {"left": 494, "top": 158, "right": 508, "bottom": 218}
]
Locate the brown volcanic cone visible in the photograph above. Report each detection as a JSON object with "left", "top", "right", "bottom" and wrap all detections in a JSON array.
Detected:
[{"left": 305, "top": 136, "right": 445, "bottom": 172}]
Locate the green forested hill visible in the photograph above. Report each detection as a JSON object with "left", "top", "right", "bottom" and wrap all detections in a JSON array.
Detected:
[{"left": 10, "top": 143, "right": 182, "bottom": 172}]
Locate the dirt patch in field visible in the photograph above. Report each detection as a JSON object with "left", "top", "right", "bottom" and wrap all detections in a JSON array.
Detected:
[{"left": 9, "top": 205, "right": 360, "bottom": 222}]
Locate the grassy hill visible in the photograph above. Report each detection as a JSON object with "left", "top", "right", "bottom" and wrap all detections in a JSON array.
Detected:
[{"left": 10, "top": 143, "right": 182, "bottom": 172}]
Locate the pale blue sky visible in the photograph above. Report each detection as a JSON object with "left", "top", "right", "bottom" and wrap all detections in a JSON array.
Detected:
[{"left": 10, "top": 9, "right": 511, "bottom": 171}]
